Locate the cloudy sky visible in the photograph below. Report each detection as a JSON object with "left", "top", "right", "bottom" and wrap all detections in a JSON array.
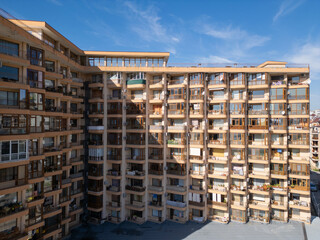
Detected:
[{"left": 2, "top": 0, "right": 320, "bottom": 109}]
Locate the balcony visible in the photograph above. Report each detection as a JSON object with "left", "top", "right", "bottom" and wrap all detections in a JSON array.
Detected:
[
  {"left": 190, "top": 170, "right": 205, "bottom": 177},
  {"left": 0, "top": 227, "right": 28, "bottom": 240},
  {"left": 166, "top": 185, "right": 187, "bottom": 192},
  {"left": 208, "top": 170, "right": 228, "bottom": 178},
  {"left": 208, "top": 110, "right": 226, "bottom": 116},
  {"left": 148, "top": 169, "right": 163, "bottom": 175},
  {"left": 167, "top": 125, "right": 185, "bottom": 131},
  {"left": 106, "top": 201, "right": 121, "bottom": 209},
  {"left": 88, "top": 126, "right": 104, "bottom": 131},
  {"left": 107, "top": 169, "right": 121, "bottom": 177},
  {"left": 106, "top": 185, "right": 121, "bottom": 193},
  {"left": 208, "top": 185, "right": 228, "bottom": 193},
  {"left": 189, "top": 201, "right": 205, "bottom": 207},
  {"left": 70, "top": 172, "right": 83, "bottom": 180},
  {"left": 289, "top": 185, "right": 309, "bottom": 191},
  {"left": 166, "top": 200, "right": 186, "bottom": 208},
  {"left": 125, "top": 201, "right": 145, "bottom": 209},
  {"left": 126, "top": 170, "right": 145, "bottom": 177},
  {"left": 230, "top": 185, "right": 246, "bottom": 192},
  {"left": 125, "top": 185, "right": 146, "bottom": 192},
  {"left": 0, "top": 202, "right": 26, "bottom": 220},
  {"left": 107, "top": 155, "right": 122, "bottom": 161},
  {"left": 289, "top": 200, "right": 310, "bottom": 210},
  {"left": 167, "top": 169, "right": 186, "bottom": 176},
  {"left": 168, "top": 78, "right": 185, "bottom": 86},
  {"left": 148, "top": 185, "right": 164, "bottom": 192},
  {"left": 167, "top": 139, "right": 185, "bottom": 145},
  {"left": 249, "top": 199, "right": 269, "bottom": 208},
  {"left": 249, "top": 184, "right": 271, "bottom": 192}
]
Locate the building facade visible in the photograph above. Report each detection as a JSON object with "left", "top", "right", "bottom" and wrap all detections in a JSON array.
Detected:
[
  {"left": 0, "top": 16, "right": 312, "bottom": 240},
  {"left": 0, "top": 17, "right": 84, "bottom": 240}
]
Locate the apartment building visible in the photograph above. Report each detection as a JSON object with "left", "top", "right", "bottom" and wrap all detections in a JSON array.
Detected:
[
  {"left": 0, "top": 17, "right": 85, "bottom": 240},
  {"left": 0, "top": 15, "right": 312, "bottom": 240},
  {"left": 310, "top": 120, "right": 320, "bottom": 169}
]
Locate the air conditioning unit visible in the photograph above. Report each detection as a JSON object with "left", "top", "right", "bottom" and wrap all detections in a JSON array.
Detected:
[
  {"left": 164, "top": 166, "right": 168, "bottom": 171},
  {"left": 281, "top": 111, "right": 286, "bottom": 115},
  {"left": 237, "top": 155, "right": 241, "bottom": 160},
  {"left": 123, "top": 136, "right": 127, "bottom": 140}
]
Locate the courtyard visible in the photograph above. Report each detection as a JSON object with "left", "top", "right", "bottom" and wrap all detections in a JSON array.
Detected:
[{"left": 69, "top": 218, "right": 320, "bottom": 240}]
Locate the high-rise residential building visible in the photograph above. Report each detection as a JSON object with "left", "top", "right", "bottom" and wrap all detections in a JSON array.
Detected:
[{"left": 0, "top": 15, "right": 311, "bottom": 240}]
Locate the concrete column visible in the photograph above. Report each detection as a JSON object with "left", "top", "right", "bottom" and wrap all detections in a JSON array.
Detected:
[
  {"left": 102, "top": 71, "right": 108, "bottom": 221},
  {"left": 163, "top": 73, "right": 168, "bottom": 221},
  {"left": 120, "top": 72, "right": 127, "bottom": 221}
]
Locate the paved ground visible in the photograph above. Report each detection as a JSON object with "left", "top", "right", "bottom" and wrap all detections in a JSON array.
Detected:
[
  {"left": 310, "top": 171, "right": 320, "bottom": 217},
  {"left": 70, "top": 220, "right": 307, "bottom": 240}
]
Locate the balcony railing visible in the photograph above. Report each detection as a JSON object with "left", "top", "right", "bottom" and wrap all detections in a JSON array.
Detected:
[
  {"left": 106, "top": 185, "right": 121, "bottom": 192},
  {"left": 166, "top": 185, "right": 187, "bottom": 192},
  {"left": 125, "top": 185, "right": 146, "bottom": 192},
  {"left": 166, "top": 200, "right": 186, "bottom": 208},
  {"left": 167, "top": 169, "right": 186, "bottom": 176}
]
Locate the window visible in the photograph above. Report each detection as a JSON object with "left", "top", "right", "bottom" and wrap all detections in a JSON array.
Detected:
[
  {"left": 231, "top": 90, "right": 243, "bottom": 100},
  {"left": 230, "top": 103, "right": 243, "bottom": 114},
  {"left": 45, "top": 60, "right": 55, "bottom": 72},
  {"left": 26, "top": 205, "right": 42, "bottom": 226},
  {"left": 270, "top": 103, "right": 285, "bottom": 115},
  {"left": 0, "top": 65, "right": 19, "bottom": 81},
  {"left": 0, "top": 114, "right": 27, "bottom": 134},
  {"left": 43, "top": 34, "right": 56, "bottom": 48},
  {"left": 0, "top": 39, "right": 19, "bottom": 56},
  {"left": 168, "top": 103, "right": 185, "bottom": 115},
  {"left": 0, "top": 90, "right": 18, "bottom": 106},
  {"left": 189, "top": 73, "right": 203, "bottom": 85},
  {"left": 29, "top": 47, "right": 43, "bottom": 66},
  {"left": 107, "top": 57, "right": 123, "bottom": 67},
  {"left": 249, "top": 90, "right": 265, "bottom": 99},
  {"left": 88, "top": 57, "right": 104, "bottom": 66},
  {"left": 288, "top": 118, "right": 309, "bottom": 130},
  {"left": 28, "top": 160, "right": 43, "bottom": 179},
  {"left": 288, "top": 103, "right": 309, "bottom": 115},
  {"left": 230, "top": 118, "right": 244, "bottom": 129},
  {"left": 270, "top": 118, "right": 285, "bottom": 130},
  {"left": 0, "top": 140, "right": 28, "bottom": 162},
  {"left": 270, "top": 88, "right": 285, "bottom": 100},
  {"left": 29, "top": 92, "right": 43, "bottom": 110},
  {"left": 208, "top": 73, "right": 225, "bottom": 85},
  {"left": 127, "top": 72, "right": 145, "bottom": 80},
  {"left": 0, "top": 167, "right": 15, "bottom": 182},
  {"left": 27, "top": 69, "right": 43, "bottom": 88},
  {"left": 248, "top": 73, "right": 266, "bottom": 85},
  {"left": 190, "top": 88, "right": 203, "bottom": 100},
  {"left": 288, "top": 88, "right": 308, "bottom": 100},
  {"left": 169, "top": 88, "right": 185, "bottom": 100},
  {"left": 209, "top": 90, "right": 224, "bottom": 99},
  {"left": 230, "top": 73, "right": 244, "bottom": 85}
]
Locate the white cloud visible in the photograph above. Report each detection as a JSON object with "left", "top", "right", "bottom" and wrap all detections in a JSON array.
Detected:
[
  {"left": 273, "top": 0, "right": 305, "bottom": 22},
  {"left": 201, "top": 24, "right": 269, "bottom": 50},
  {"left": 197, "top": 21, "right": 270, "bottom": 59},
  {"left": 47, "top": 0, "right": 63, "bottom": 6},
  {"left": 287, "top": 41, "right": 320, "bottom": 110},
  {"left": 123, "top": 1, "right": 180, "bottom": 44},
  {"left": 197, "top": 55, "right": 233, "bottom": 63},
  {"left": 288, "top": 42, "right": 320, "bottom": 76}
]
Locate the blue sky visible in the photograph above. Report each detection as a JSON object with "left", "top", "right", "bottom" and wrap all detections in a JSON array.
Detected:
[{"left": 1, "top": 0, "right": 320, "bottom": 109}]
